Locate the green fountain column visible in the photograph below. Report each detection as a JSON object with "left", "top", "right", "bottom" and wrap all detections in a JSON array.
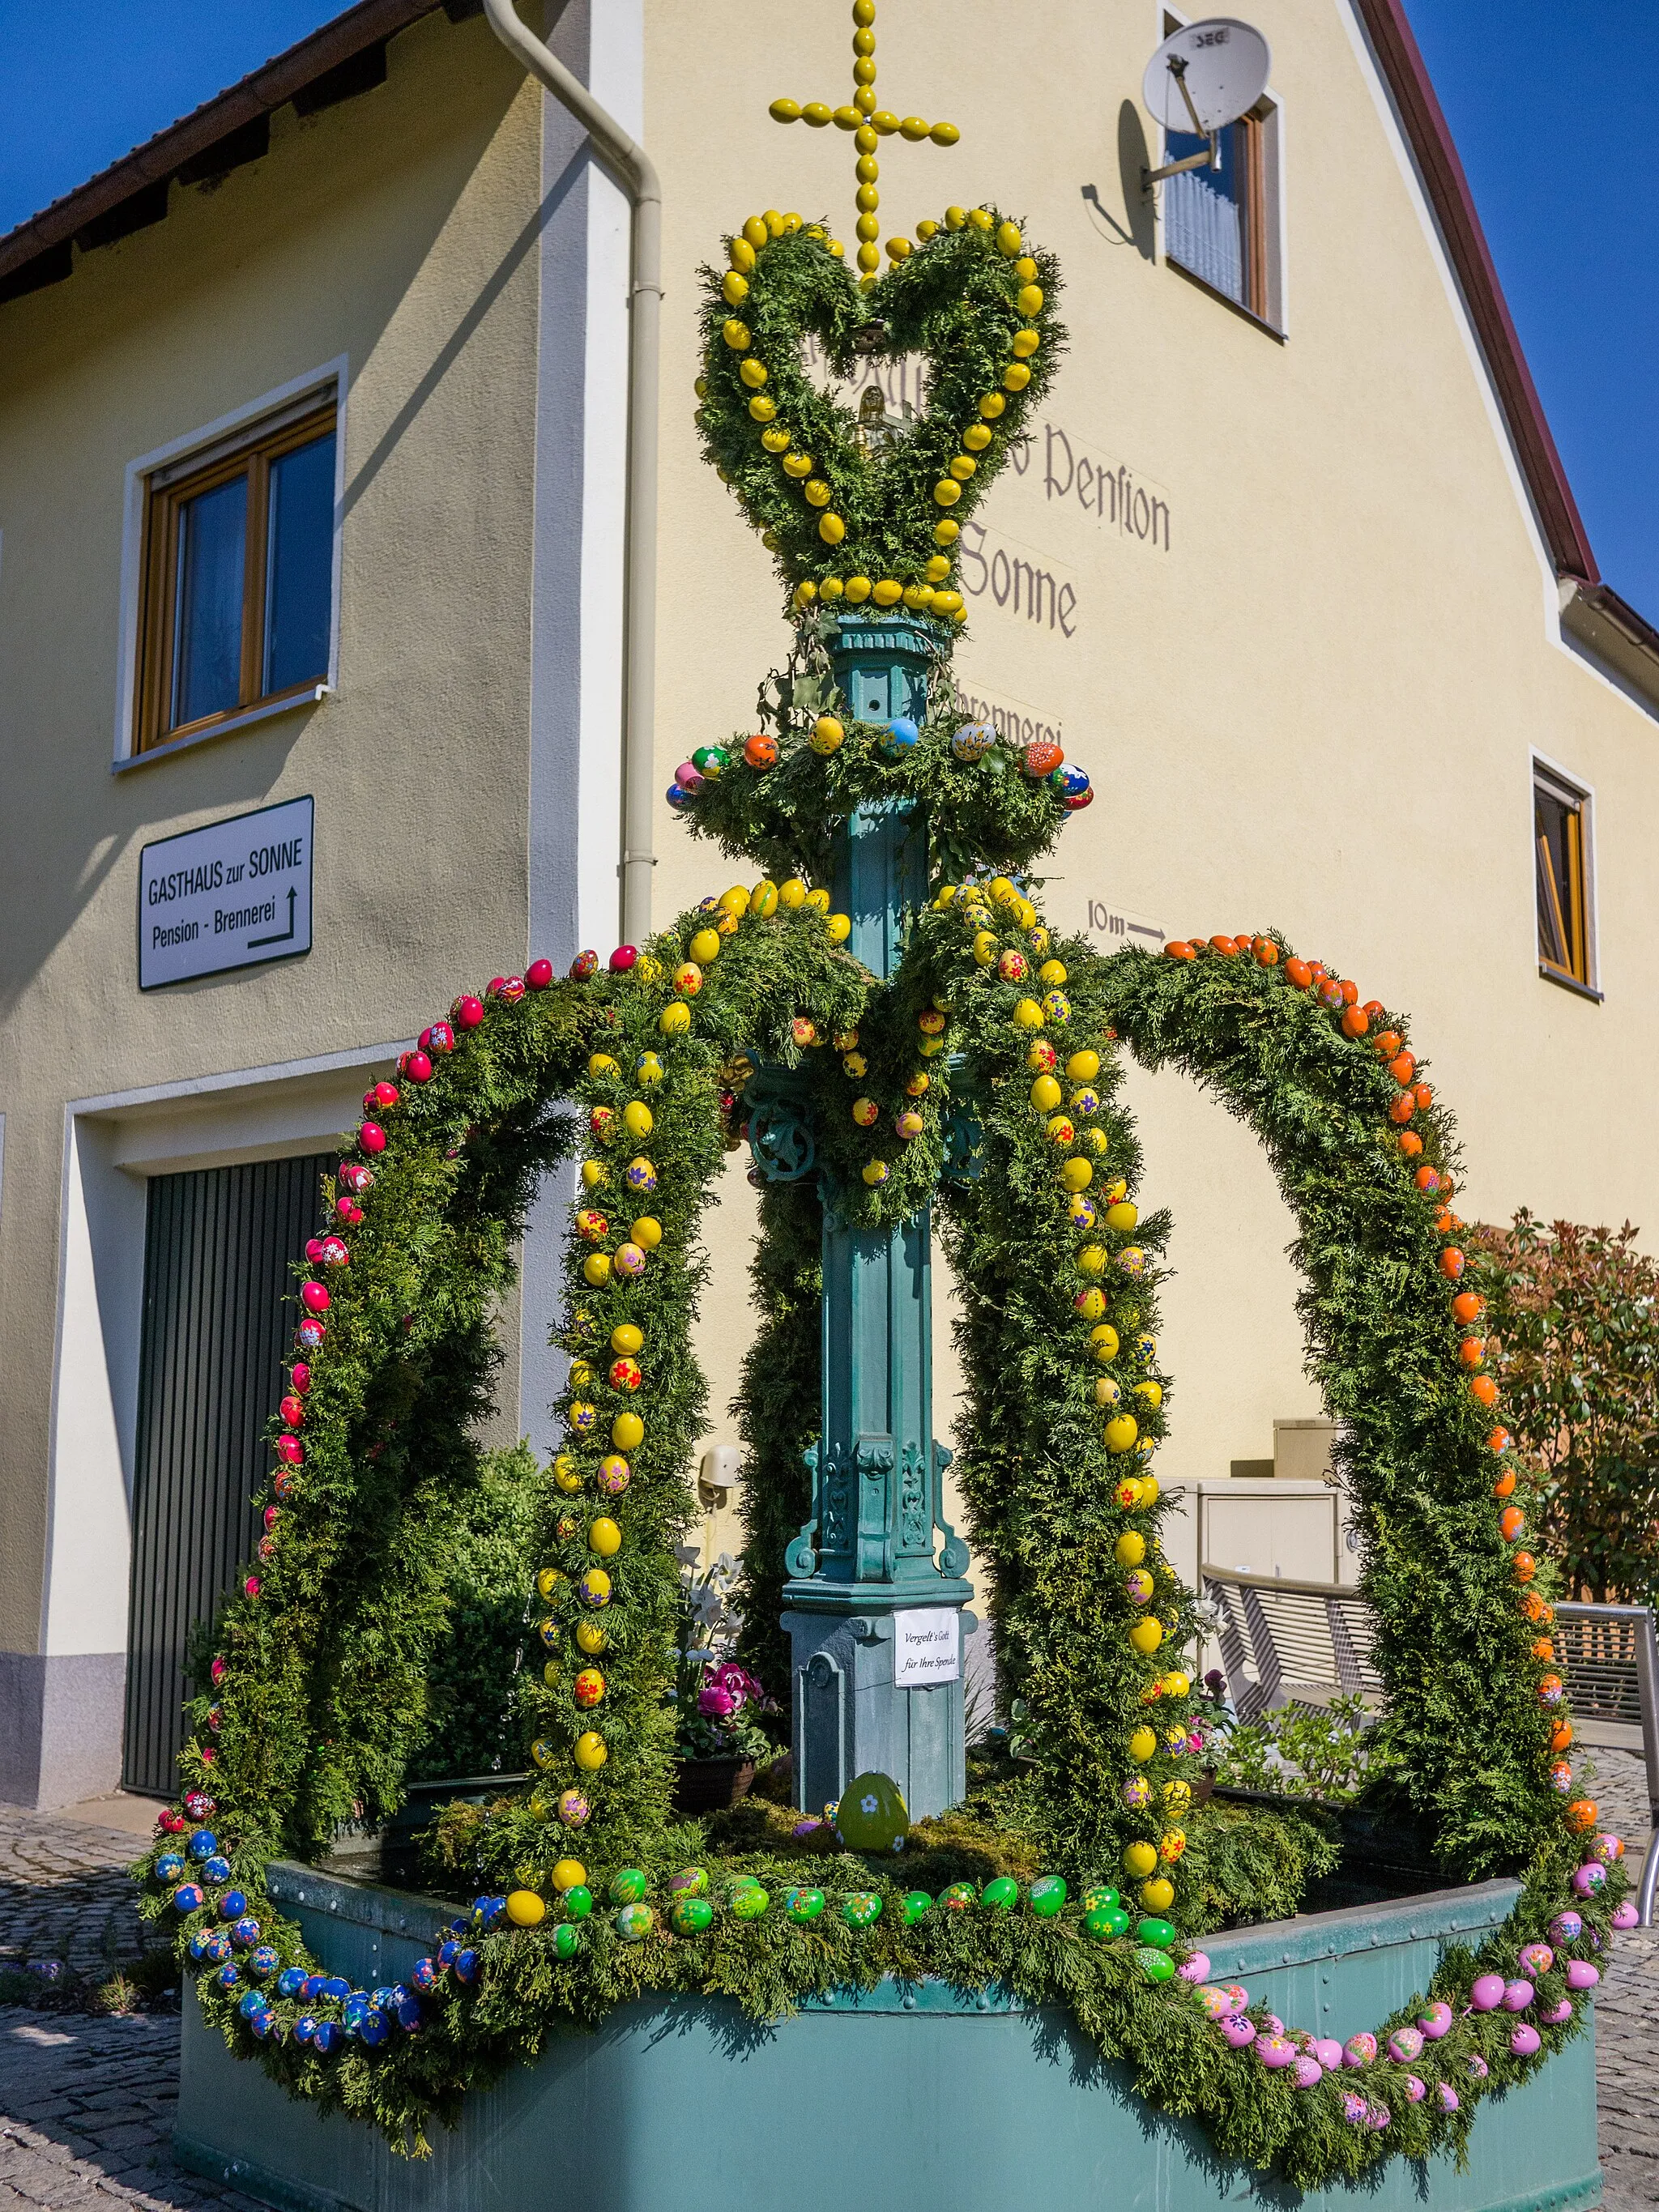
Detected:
[{"left": 779, "top": 613, "right": 975, "bottom": 1821}]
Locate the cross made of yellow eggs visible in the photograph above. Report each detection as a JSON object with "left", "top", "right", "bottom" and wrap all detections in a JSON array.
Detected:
[{"left": 769, "top": 0, "right": 959, "bottom": 283}]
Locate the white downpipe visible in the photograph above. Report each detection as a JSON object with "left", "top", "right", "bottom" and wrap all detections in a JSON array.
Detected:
[{"left": 484, "top": 0, "right": 661, "bottom": 945}]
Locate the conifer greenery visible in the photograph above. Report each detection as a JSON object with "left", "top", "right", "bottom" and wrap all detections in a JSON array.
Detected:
[{"left": 134, "top": 209, "right": 1627, "bottom": 2182}]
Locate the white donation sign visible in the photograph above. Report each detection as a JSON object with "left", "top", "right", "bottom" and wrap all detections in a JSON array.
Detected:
[
  {"left": 892, "top": 1608, "right": 962, "bottom": 1688},
  {"left": 139, "top": 796, "right": 313, "bottom": 990}
]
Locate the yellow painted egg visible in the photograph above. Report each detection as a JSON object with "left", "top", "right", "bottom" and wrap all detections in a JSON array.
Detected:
[
  {"left": 1105, "top": 1415, "right": 1139, "bottom": 1454},
  {"left": 1159, "top": 1670, "right": 1189, "bottom": 1698},
  {"left": 631, "top": 1217, "right": 662, "bottom": 1249},
  {"left": 611, "top": 1323, "right": 643, "bottom": 1356},
  {"left": 811, "top": 719, "right": 843, "bottom": 761},
  {"left": 505, "top": 1889, "right": 546, "bottom": 1928},
  {"left": 1038, "top": 960, "right": 1067, "bottom": 986},
  {"left": 1060, "top": 1159, "right": 1093, "bottom": 1192},
  {"left": 1128, "top": 1724, "right": 1157, "bottom": 1760},
  {"left": 672, "top": 962, "right": 702, "bottom": 997},
  {"left": 574, "top": 1732, "right": 608, "bottom": 1771},
  {"left": 826, "top": 914, "right": 852, "bottom": 944},
  {"left": 1124, "top": 1569, "right": 1154, "bottom": 1604},
  {"left": 1095, "top": 1377, "right": 1121, "bottom": 1408},
  {"left": 779, "top": 877, "right": 808, "bottom": 907},
  {"left": 1077, "top": 1246, "right": 1107, "bottom": 1277},
  {"left": 689, "top": 929, "right": 721, "bottom": 964},
  {"left": 1136, "top": 1381, "right": 1163, "bottom": 1410},
  {"left": 612, "top": 1412, "right": 645, "bottom": 1451},
  {"left": 623, "top": 1102, "right": 654, "bottom": 1140},
  {"left": 751, "top": 881, "right": 778, "bottom": 917},
  {"left": 588, "top": 1053, "right": 620, "bottom": 1080},
  {"left": 1067, "top": 1050, "right": 1101, "bottom": 1082},
  {"left": 1030, "top": 1075, "right": 1062, "bottom": 1112},
  {"left": 1074, "top": 1287, "right": 1106, "bottom": 1321},
  {"left": 1091, "top": 1323, "right": 1120, "bottom": 1362},
  {"left": 659, "top": 1001, "right": 691, "bottom": 1035},
  {"left": 1106, "top": 1202, "right": 1138, "bottom": 1233},
  {"left": 589, "top": 1518, "right": 622, "bottom": 1558},
  {"left": 536, "top": 1566, "right": 561, "bottom": 1600},
  {"left": 1045, "top": 1115, "right": 1076, "bottom": 1145},
  {"left": 1014, "top": 999, "right": 1045, "bottom": 1029},
  {"left": 552, "top": 1858, "right": 588, "bottom": 1893},
  {"left": 581, "top": 1160, "right": 608, "bottom": 1189},
  {"left": 1123, "top": 1841, "right": 1158, "bottom": 1879},
  {"left": 1129, "top": 1617, "right": 1164, "bottom": 1655},
  {"left": 974, "top": 932, "right": 998, "bottom": 965},
  {"left": 1139, "top": 1477, "right": 1162, "bottom": 1508},
  {"left": 583, "top": 1254, "right": 612, "bottom": 1286},
  {"left": 576, "top": 1620, "right": 607, "bottom": 1654},
  {"left": 1141, "top": 1877, "right": 1175, "bottom": 1912}
]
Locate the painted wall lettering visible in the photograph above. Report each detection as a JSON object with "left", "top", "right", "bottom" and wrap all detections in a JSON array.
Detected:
[
  {"left": 1009, "top": 422, "right": 1172, "bottom": 552},
  {"left": 1084, "top": 900, "right": 1166, "bottom": 953},
  {"left": 952, "top": 683, "right": 1063, "bottom": 750},
  {"left": 956, "top": 522, "right": 1078, "bottom": 637}
]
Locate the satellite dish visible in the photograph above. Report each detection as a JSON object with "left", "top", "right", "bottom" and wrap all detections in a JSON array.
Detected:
[{"left": 1141, "top": 18, "right": 1272, "bottom": 137}]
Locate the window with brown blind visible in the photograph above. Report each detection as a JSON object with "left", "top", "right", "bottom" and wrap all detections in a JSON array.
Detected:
[
  {"left": 1535, "top": 770, "right": 1594, "bottom": 993},
  {"left": 134, "top": 399, "right": 337, "bottom": 752}
]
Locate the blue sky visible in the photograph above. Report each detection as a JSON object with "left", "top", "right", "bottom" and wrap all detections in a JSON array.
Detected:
[{"left": 1, "top": 1, "right": 1653, "bottom": 618}]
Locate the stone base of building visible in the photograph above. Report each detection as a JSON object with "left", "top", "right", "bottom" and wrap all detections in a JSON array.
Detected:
[
  {"left": 173, "top": 1860, "right": 1600, "bottom": 2212},
  {"left": 0, "top": 1651, "right": 124, "bottom": 1809}
]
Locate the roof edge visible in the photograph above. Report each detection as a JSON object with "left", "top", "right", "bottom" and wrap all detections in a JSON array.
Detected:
[{"left": 1351, "top": 0, "right": 1599, "bottom": 587}]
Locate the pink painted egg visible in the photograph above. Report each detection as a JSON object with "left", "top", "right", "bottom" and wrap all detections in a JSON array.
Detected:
[
  {"left": 1311, "top": 2038, "right": 1344, "bottom": 2072},
  {"left": 1613, "top": 1901, "right": 1640, "bottom": 1930},
  {"left": 527, "top": 959, "right": 554, "bottom": 989},
  {"left": 1469, "top": 1973, "right": 1506, "bottom": 2012},
  {"left": 1438, "top": 2085, "right": 1460, "bottom": 2112},
  {"left": 1518, "top": 1943, "right": 1554, "bottom": 1976},
  {"left": 1341, "top": 2094, "right": 1368, "bottom": 2125},
  {"left": 1565, "top": 1959, "right": 1600, "bottom": 1992},
  {"left": 1196, "top": 1986, "right": 1232, "bottom": 2020},
  {"left": 1218, "top": 2015, "right": 1256, "bottom": 2048},
  {"left": 1592, "top": 1833, "right": 1625, "bottom": 1864},
  {"left": 1219, "top": 1984, "right": 1248, "bottom": 2014},
  {"left": 1366, "top": 2103, "right": 1391, "bottom": 2132},
  {"left": 1343, "top": 2032, "right": 1377, "bottom": 2068},
  {"left": 1510, "top": 2023, "right": 1542, "bottom": 2056},
  {"left": 1178, "top": 1952, "right": 1211, "bottom": 1984},
  {"left": 1550, "top": 1910, "right": 1583, "bottom": 1944},
  {"left": 1256, "top": 2034, "right": 1296, "bottom": 2069},
  {"left": 1541, "top": 1999, "right": 1573, "bottom": 2026},
  {"left": 1418, "top": 2000, "right": 1454, "bottom": 2039},
  {"left": 1572, "top": 1864, "right": 1607, "bottom": 1897},
  {"left": 1293, "top": 2055, "right": 1324, "bottom": 2089},
  {"left": 1502, "top": 1980, "right": 1534, "bottom": 2011},
  {"left": 1465, "top": 2055, "right": 1489, "bottom": 2079},
  {"left": 1386, "top": 2027, "right": 1422, "bottom": 2063},
  {"left": 1404, "top": 2075, "right": 1426, "bottom": 2103}
]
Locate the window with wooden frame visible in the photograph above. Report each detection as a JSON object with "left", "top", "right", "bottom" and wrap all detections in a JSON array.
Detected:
[
  {"left": 1534, "top": 769, "right": 1593, "bottom": 991},
  {"left": 134, "top": 398, "right": 337, "bottom": 752},
  {"left": 1162, "top": 107, "right": 1278, "bottom": 324}
]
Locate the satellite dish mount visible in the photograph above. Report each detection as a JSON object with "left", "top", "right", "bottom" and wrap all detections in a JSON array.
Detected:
[{"left": 1139, "top": 18, "right": 1273, "bottom": 190}]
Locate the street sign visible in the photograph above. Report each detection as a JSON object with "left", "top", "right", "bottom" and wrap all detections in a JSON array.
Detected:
[{"left": 139, "top": 796, "right": 313, "bottom": 991}]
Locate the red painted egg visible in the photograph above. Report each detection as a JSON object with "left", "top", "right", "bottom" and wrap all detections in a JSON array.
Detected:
[{"left": 527, "top": 958, "right": 555, "bottom": 989}]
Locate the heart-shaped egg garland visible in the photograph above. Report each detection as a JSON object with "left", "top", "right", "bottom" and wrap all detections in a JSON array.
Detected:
[{"left": 695, "top": 209, "right": 1062, "bottom": 612}]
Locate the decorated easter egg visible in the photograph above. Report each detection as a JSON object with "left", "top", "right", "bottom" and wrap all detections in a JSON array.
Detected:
[
  {"left": 902, "top": 1892, "right": 933, "bottom": 1924},
  {"left": 980, "top": 1877, "right": 1019, "bottom": 1912},
  {"left": 1418, "top": 2000, "right": 1453, "bottom": 2039},
  {"left": 1565, "top": 1959, "right": 1600, "bottom": 1991},
  {"left": 834, "top": 1771, "right": 910, "bottom": 1853},
  {"left": 1469, "top": 1974, "right": 1506, "bottom": 2012},
  {"left": 952, "top": 721, "right": 996, "bottom": 761},
  {"left": 1137, "top": 1948, "right": 1176, "bottom": 1984},
  {"left": 1343, "top": 2032, "right": 1377, "bottom": 2067},
  {"left": 691, "top": 746, "right": 729, "bottom": 778},
  {"left": 1196, "top": 1985, "right": 1233, "bottom": 2020},
  {"left": 557, "top": 1790, "right": 591, "bottom": 1826},
  {"left": 1387, "top": 2027, "right": 1423, "bottom": 2063},
  {"left": 1592, "top": 1832, "right": 1625, "bottom": 1864},
  {"left": 598, "top": 1456, "right": 631, "bottom": 1497},
  {"left": 669, "top": 1896, "right": 714, "bottom": 1936},
  {"left": 579, "top": 1569, "right": 612, "bottom": 1608},
  {"left": 731, "top": 1883, "right": 770, "bottom": 1921},
  {"left": 940, "top": 1882, "right": 977, "bottom": 1916},
  {"left": 843, "top": 1892, "right": 884, "bottom": 1929},
  {"left": 1081, "top": 1885, "right": 1122, "bottom": 1913},
  {"left": 1028, "top": 1875, "right": 1068, "bottom": 1919},
  {"left": 1256, "top": 2033, "right": 1297, "bottom": 2069},
  {"left": 1121, "top": 1776, "right": 1149, "bottom": 1810},
  {"left": 1572, "top": 1863, "right": 1607, "bottom": 1897},
  {"left": 1550, "top": 1909, "right": 1584, "bottom": 1945},
  {"left": 785, "top": 1888, "right": 826, "bottom": 1923},
  {"left": 608, "top": 1869, "right": 648, "bottom": 1905},
  {"left": 615, "top": 1903, "right": 654, "bottom": 1942},
  {"left": 881, "top": 717, "right": 921, "bottom": 757},
  {"left": 574, "top": 1669, "right": 604, "bottom": 1708},
  {"left": 1219, "top": 2015, "right": 1257, "bottom": 2049},
  {"left": 1136, "top": 1916, "right": 1175, "bottom": 1950},
  {"left": 552, "top": 1924, "right": 582, "bottom": 1961},
  {"left": 562, "top": 1888, "right": 593, "bottom": 1920}
]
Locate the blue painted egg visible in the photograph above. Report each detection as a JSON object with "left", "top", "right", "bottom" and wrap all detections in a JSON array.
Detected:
[
  {"left": 249, "top": 1947, "right": 279, "bottom": 1980},
  {"left": 187, "top": 1830, "right": 218, "bottom": 1860},
  {"left": 881, "top": 718, "right": 921, "bottom": 757},
  {"left": 173, "top": 1884, "right": 205, "bottom": 1914},
  {"left": 320, "top": 1975, "right": 351, "bottom": 2001},
  {"left": 157, "top": 1854, "right": 186, "bottom": 1884},
  {"left": 232, "top": 1917, "right": 260, "bottom": 1949},
  {"left": 276, "top": 1967, "right": 307, "bottom": 1998},
  {"left": 215, "top": 1963, "right": 241, "bottom": 1990},
  {"left": 454, "top": 1948, "right": 480, "bottom": 1983},
  {"left": 412, "top": 1957, "right": 440, "bottom": 1990},
  {"left": 250, "top": 2008, "right": 275, "bottom": 2039},
  {"left": 473, "top": 1895, "right": 507, "bottom": 1929},
  {"left": 1053, "top": 765, "right": 1090, "bottom": 799},
  {"left": 313, "top": 2021, "right": 341, "bottom": 2054},
  {"left": 293, "top": 2014, "right": 318, "bottom": 2043},
  {"left": 437, "top": 1940, "right": 458, "bottom": 1967},
  {"left": 342, "top": 1993, "right": 369, "bottom": 2030},
  {"left": 218, "top": 1890, "right": 249, "bottom": 1920},
  {"left": 358, "top": 2010, "right": 389, "bottom": 2047},
  {"left": 188, "top": 1931, "right": 212, "bottom": 1961},
  {"left": 203, "top": 1856, "right": 231, "bottom": 1884},
  {"left": 395, "top": 1997, "right": 424, "bottom": 2031},
  {"left": 237, "top": 1989, "right": 264, "bottom": 2020},
  {"left": 666, "top": 782, "right": 694, "bottom": 812},
  {"left": 204, "top": 1933, "right": 232, "bottom": 1964}
]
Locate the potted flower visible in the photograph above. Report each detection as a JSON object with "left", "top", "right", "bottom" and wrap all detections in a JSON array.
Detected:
[{"left": 672, "top": 1552, "right": 776, "bottom": 1813}]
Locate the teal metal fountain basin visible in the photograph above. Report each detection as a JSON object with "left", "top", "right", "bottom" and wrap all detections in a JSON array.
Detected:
[{"left": 175, "top": 1863, "right": 1600, "bottom": 2212}]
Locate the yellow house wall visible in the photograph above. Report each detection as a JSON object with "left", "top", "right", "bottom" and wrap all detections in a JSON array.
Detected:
[
  {"left": 0, "top": 12, "right": 543, "bottom": 1669},
  {"left": 647, "top": 0, "right": 1659, "bottom": 1581}
]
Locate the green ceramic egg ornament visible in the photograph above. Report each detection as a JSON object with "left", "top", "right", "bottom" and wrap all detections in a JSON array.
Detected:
[
  {"left": 941, "top": 1882, "right": 976, "bottom": 1914},
  {"left": 615, "top": 1903, "right": 653, "bottom": 1942},
  {"left": 902, "top": 1891, "right": 933, "bottom": 1924},
  {"left": 1137, "top": 1916, "right": 1176, "bottom": 1950},
  {"left": 669, "top": 1896, "right": 714, "bottom": 1936},
  {"left": 553, "top": 1924, "right": 582, "bottom": 1960},
  {"left": 833, "top": 1771, "right": 910, "bottom": 1853},
  {"left": 785, "top": 1887, "right": 826, "bottom": 1923},
  {"left": 1084, "top": 1904, "right": 1126, "bottom": 1945},
  {"left": 1081, "top": 1885, "right": 1121, "bottom": 1913},
  {"left": 843, "top": 1891, "right": 884, "bottom": 1929},
  {"left": 1137, "top": 1946, "right": 1177, "bottom": 1984},
  {"left": 979, "top": 1876, "right": 1019, "bottom": 1912},
  {"left": 669, "top": 1866, "right": 708, "bottom": 1899},
  {"left": 562, "top": 1886, "right": 593, "bottom": 1920},
  {"left": 1028, "top": 1875, "right": 1068, "bottom": 1919},
  {"left": 729, "top": 1881, "right": 770, "bottom": 1920},
  {"left": 608, "top": 1869, "right": 648, "bottom": 1906}
]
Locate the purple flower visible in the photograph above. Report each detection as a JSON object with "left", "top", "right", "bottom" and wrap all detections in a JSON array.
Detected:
[
  {"left": 697, "top": 1684, "right": 736, "bottom": 1718},
  {"left": 1204, "top": 1670, "right": 1226, "bottom": 1696}
]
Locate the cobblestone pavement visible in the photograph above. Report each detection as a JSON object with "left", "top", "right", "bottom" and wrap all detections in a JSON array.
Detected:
[{"left": 0, "top": 1777, "right": 1650, "bottom": 2210}]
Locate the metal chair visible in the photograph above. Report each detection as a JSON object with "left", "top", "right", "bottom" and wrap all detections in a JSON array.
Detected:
[
  {"left": 1200, "top": 1566, "right": 1384, "bottom": 1726},
  {"left": 1551, "top": 1600, "right": 1659, "bottom": 1926}
]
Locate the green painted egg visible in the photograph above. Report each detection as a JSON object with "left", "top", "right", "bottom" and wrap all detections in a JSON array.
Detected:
[
  {"left": 1083, "top": 1907, "right": 1121, "bottom": 1945},
  {"left": 1028, "top": 1875, "right": 1068, "bottom": 1919},
  {"left": 608, "top": 1868, "right": 648, "bottom": 1905},
  {"left": 1105, "top": 1906, "right": 1132, "bottom": 1937},
  {"left": 729, "top": 1882, "right": 770, "bottom": 1921},
  {"left": 979, "top": 1876, "right": 1019, "bottom": 1912},
  {"left": 563, "top": 1886, "right": 593, "bottom": 1920},
  {"left": 553, "top": 1923, "right": 582, "bottom": 1960},
  {"left": 669, "top": 1865, "right": 709, "bottom": 1899},
  {"left": 902, "top": 1890, "right": 933, "bottom": 1924},
  {"left": 786, "top": 1887, "right": 826, "bottom": 1923},
  {"left": 834, "top": 1771, "right": 910, "bottom": 1854},
  {"left": 1081, "top": 1885, "right": 1121, "bottom": 1914},
  {"left": 614, "top": 1903, "right": 653, "bottom": 1942},
  {"left": 1136, "top": 1916, "right": 1176, "bottom": 1950},
  {"left": 941, "top": 1882, "right": 976, "bottom": 1914},
  {"left": 1137, "top": 1946, "right": 1176, "bottom": 1983},
  {"left": 669, "top": 1896, "right": 714, "bottom": 1936},
  {"left": 843, "top": 1891, "right": 884, "bottom": 1929}
]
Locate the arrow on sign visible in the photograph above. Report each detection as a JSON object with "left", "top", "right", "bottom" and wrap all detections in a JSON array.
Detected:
[{"left": 249, "top": 885, "right": 297, "bottom": 949}]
